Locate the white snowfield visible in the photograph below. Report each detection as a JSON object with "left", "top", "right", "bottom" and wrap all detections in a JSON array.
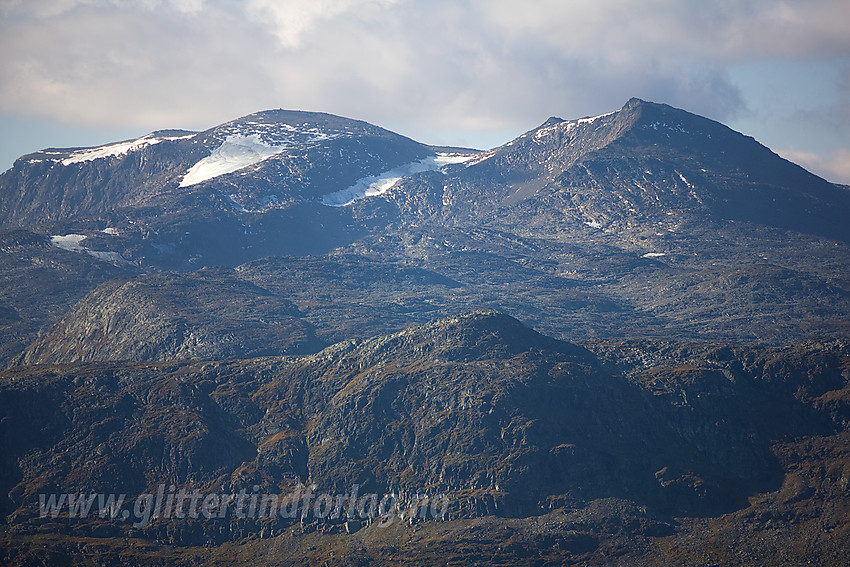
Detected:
[
  {"left": 50, "top": 234, "right": 128, "bottom": 264},
  {"left": 50, "top": 234, "right": 87, "bottom": 252},
  {"left": 322, "top": 153, "right": 477, "bottom": 207},
  {"left": 178, "top": 125, "right": 345, "bottom": 187},
  {"left": 179, "top": 135, "right": 287, "bottom": 187},
  {"left": 60, "top": 134, "right": 193, "bottom": 165}
]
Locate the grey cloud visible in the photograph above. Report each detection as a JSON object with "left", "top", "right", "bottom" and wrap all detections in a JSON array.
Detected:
[
  {"left": 779, "top": 147, "right": 850, "bottom": 184},
  {"left": 0, "top": 0, "right": 846, "bottom": 152},
  {"left": 476, "top": 0, "right": 850, "bottom": 61}
]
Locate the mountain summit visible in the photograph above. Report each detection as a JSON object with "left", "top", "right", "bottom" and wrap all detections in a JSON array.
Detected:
[{"left": 387, "top": 98, "right": 850, "bottom": 242}]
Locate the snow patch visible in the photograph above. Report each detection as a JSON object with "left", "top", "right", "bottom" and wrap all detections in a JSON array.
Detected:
[
  {"left": 50, "top": 234, "right": 87, "bottom": 252},
  {"left": 676, "top": 171, "right": 695, "bottom": 190},
  {"left": 61, "top": 135, "right": 164, "bottom": 165},
  {"left": 464, "top": 150, "right": 495, "bottom": 166},
  {"left": 86, "top": 250, "right": 128, "bottom": 264},
  {"left": 180, "top": 135, "right": 287, "bottom": 187},
  {"left": 50, "top": 233, "right": 128, "bottom": 264},
  {"left": 583, "top": 220, "right": 602, "bottom": 229},
  {"left": 642, "top": 252, "right": 667, "bottom": 258},
  {"left": 322, "top": 153, "right": 477, "bottom": 207},
  {"left": 535, "top": 122, "right": 571, "bottom": 139},
  {"left": 101, "top": 227, "right": 119, "bottom": 236},
  {"left": 57, "top": 133, "right": 195, "bottom": 165},
  {"left": 577, "top": 111, "right": 616, "bottom": 125},
  {"left": 228, "top": 195, "right": 250, "bottom": 213},
  {"left": 162, "top": 134, "right": 196, "bottom": 141},
  {"left": 646, "top": 122, "right": 691, "bottom": 134}
]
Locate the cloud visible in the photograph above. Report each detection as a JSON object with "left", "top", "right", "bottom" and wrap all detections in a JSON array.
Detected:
[
  {"left": 244, "top": 0, "right": 398, "bottom": 49},
  {"left": 0, "top": 2, "right": 275, "bottom": 128},
  {"left": 474, "top": 0, "right": 850, "bottom": 64},
  {"left": 779, "top": 147, "right": 850, "bottom": 184},
  {"left": 1, "top": 0, "right": 206, "bottom": 18},
  {"left": 0, "top": 0, "right": 847, "bottom": 154}
]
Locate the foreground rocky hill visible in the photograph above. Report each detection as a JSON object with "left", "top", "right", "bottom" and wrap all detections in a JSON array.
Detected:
[{"left": 2, "top": 312, "right": 849, "bottom": 565}]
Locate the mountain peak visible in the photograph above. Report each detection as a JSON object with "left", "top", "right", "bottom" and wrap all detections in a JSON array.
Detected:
[
  {"left": 540, "top": 116, "right": 566, "bottom": 127},
  {"left": 623, "top": 96, "right": 649, "bottom": 111},
  {"left": 348, "top": 309, "right": 583, "bottom": 367},
  {"left": 224, "top": 108, "right": 387, "bottom": 135},
  {"left": 450, "top": 97, "right": 850, "bottom": 242}
]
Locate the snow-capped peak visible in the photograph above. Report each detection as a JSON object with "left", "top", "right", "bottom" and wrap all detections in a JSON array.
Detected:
[{"left": 178, "top": 119, "right": 347, "bottom": 187}]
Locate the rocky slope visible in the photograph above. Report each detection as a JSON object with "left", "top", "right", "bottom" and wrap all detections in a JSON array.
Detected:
[
  {"left": 17, "top": 233, "right": 850, "bottom": 368},
  {"left": 378, "top": 98, "right": 850, "bottom": 241},
  {"left": 1, "top": 312, "right": 849, "bottom": 564},
  {"left": 14, "top": 267, "right": 322, "bottom": 365}
]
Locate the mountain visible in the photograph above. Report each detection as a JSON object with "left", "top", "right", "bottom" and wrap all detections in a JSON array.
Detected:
[
  {"left": 4, "top": 98, "right": 848, "bottom": 270},
  {"left": 1, "top": 99, "right": 849, "bottom": 366},
  {"left": 2, "top": 99, "right": 850, "bottom": 565},
  {"left": 373, "top": 98, "right": 850, "bottom": 239},
  {"left": 0, "top": 109, "right": 468, "bottom": 266},
  {"left": 3, "top": 110, "right": 430, "bottom": 222},
  {"left": 2, "top": 312, "right": 849, "bottom": 564}
]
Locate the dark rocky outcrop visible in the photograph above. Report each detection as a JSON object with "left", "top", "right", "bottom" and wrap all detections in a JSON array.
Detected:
[{"left": 2, "top": 312, "right": 848, "bottom": 552}]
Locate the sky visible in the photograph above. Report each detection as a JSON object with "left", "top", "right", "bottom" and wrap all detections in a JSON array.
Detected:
[{"left": 1, "top": 0, "right": 849, "bottom": 183}]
